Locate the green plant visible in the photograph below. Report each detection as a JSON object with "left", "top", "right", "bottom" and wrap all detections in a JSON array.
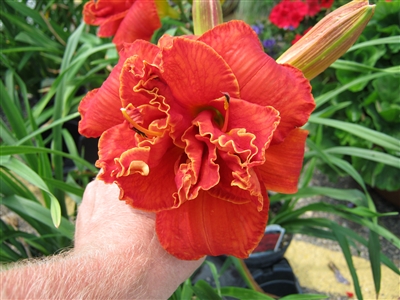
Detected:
[
  {"left": 311, "top": 0, "right": 400, "bottom": 191},
  {"left": 1, "top": 0, "right": 112, "bottom": 261}
]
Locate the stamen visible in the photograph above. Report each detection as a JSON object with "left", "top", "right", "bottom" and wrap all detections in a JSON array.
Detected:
[
  {"left": 121, "top": 108, "right": 162, "bottom": 137},
  {"left": 221, "top": 92, "right": 230, "bottom": 132}
]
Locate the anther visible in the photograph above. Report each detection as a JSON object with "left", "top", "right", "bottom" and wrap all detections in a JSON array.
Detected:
[
  {"left": 121, "top": 108, "right": 162, "bottom": 137},
  {"left": 221, "top": 92, "right": 230, "bottom": 132}
]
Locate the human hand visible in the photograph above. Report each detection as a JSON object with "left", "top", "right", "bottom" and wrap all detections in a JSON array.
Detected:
[{"left": 74, "top": 179, "right": 205, "bottom": 298}]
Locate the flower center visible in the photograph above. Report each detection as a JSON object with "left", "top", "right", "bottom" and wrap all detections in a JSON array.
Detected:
[
  {"left": 120, "top": 105, "right": 163, "bottom": 138},
  {"left": 195, "top": 93, "right": 230, "bottom": 132}
]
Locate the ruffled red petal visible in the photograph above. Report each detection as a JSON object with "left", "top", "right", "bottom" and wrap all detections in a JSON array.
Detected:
[
  {"left": 175, "top": 125, "right": 220, "bottom": 203},
  {"left": 78, "top": 41, "right": 160, "bottom": 138},
  {"left": 96, "top": 123, "right": 178, "bottom": 211},
  {"left": 96, "top": 122, "right": 138, "bottom": 184},
  {"left": 112, "top": 0, "right": 161, "bottom": 51},
  {"left": 160, "top": 37, "right": 240, "bottom": 145},
  {"left": 155, "top": 190, "right": 269, "bottom": 260},
  {"left": 113, "top": 146, "right": 182, "bottom": 212},
  {"left": 258, "top": 128, "right": 309, "bottom": 194},
  {"left": 199, "top": 21, "right": 315, "bottom": 144}
]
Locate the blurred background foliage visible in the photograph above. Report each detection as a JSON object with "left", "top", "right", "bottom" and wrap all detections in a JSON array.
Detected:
[{"left": 0, "top": 0, "right": 399, "bottom": 299}]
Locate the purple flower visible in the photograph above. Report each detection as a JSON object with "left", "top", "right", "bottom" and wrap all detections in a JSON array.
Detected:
[
  {"left": 251, "top": 24, "right": 264, "bottom": 35},
  {"left": 262, "top": 38, "right": 276, "bottom": 49}
]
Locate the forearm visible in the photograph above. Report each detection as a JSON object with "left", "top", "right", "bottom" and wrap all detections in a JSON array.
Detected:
[
  {"left": 1, "top": 246, "right": 181, "bottom": 299},
  {"left": 1, "top": 247, "right": 146, "bottom": 299},
  {"left": 1, "top": 180, "right": 204, "bottom": 299}
]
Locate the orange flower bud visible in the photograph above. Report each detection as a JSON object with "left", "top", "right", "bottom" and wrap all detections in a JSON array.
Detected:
[
  {"left": 192, "top": 0, "right": 223, "bottom": 35},
  {"left": 277, "top": 0, "right": 375, "bottom": 80}
]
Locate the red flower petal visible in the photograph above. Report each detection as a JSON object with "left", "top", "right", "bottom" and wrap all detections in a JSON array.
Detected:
[
  {"left": 161, "top": 37, "right": 240, "bottom": 110},
  {"left": 258, "top": 128, "right": 309, "bottom": 194},
  {"left": 97, "top": 10, "right": 128, "bottom": 37},
  {"left": 78, "top": 41, "right": 160, "bottom": 138},
  {"left": 96, "top": 122, "right": 179, "bottom": 211},
  {"left": 83, "top": 0, "right": 134, "bottom": 34},
  {"left": 155, "top": 190, "right": 269, "bottom": 260},
  {"left": 160, "top": 36, "right": 240, "bottom": 144},
  {"left": 175, "top": 125, "right": 220, "bottom": 203},
  {"left": 112, "top": 0, "right": 161, "bottom": 51},
  {"left": 199, "top": 21, "right": 315, "bottom": 144},
  {"left": 96, "top": 122, "right": 138, "bottom": 184},
  {"left": 112, "top": 146, "right": 181, "bottom": 212}
]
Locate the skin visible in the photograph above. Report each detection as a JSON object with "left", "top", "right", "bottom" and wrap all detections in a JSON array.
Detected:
[{"left": 1, "top": 180, "right": 204, "bottom": 299}]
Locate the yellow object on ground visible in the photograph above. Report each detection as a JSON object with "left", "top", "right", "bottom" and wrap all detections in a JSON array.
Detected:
[{"left": 285, "top": 239, "right": 399, "bottom": 299}]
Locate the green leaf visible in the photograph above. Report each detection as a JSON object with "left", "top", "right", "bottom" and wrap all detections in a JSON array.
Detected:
[
  {"left": 0, "top": 243, "right": 23, "bottom": 262},
  {"left": 368, "top": 230, "right": 381, "bottom": 296},
  {"left": 230, "top": 257, "right": 261, "bottom": 291},
  {"left": 2, "top": 195, "right": 74, "bottom": 239},
  {"left": 280, "top": 294, "right": 328, "bottom": 300},
  {"left": 314, "top": 72, "right": 391, "bottom": 108},
  {"left": 348, "top": 36, "right": 400, "bottom": 52},
  {"left": 331, "top": 60, "right": 400, "bottom": 73},
  {"left": 191, "top": 280, "right": 222, "bottom": 300},
  {"left": 204, "top": 261, "right": 222, "bottom": 296},
  {"left": 5, "top": 1, "right": 47, "bottom": 29},
  {"left": 1, "top": 157, "right": 62, "bottom": 227},
  {"left": 0, "top": 80, "right": 29, "bottom": 141},
  {"left": 270, "top": 186, "right": 366, "bottom": 206},
  {"left": 316, "top": 147, "right": 400, "bottom": 169},
  {"left": 43, "top": 177, "right": 84, "bottom": 197},
  {"left": 308, "top": 116, "right": 400, "bottom": 151},
  {"left": 219, "top": 287, "right": 275, "bottom": 300},
  {"left": 15, "top": 113, "right": 80, "bottom": 146},
  {"left": 332, "top": 224, "right": 363, "bottom": 300},
  {"left": 0, "top": 10, "right": 61, "bottom": 51},
  {"left": 180, "top": 279, "right": 194, "bottom": 300},
  {"left": 283, "top": 218, "right": 399, "bottom": 276},
  {"left": 0, "top": 145, "right": 97, "bottom": 173}
]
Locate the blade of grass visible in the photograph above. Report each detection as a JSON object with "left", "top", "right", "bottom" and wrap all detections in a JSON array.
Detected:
[
  {"left": 219, "top": 287, "right": 275, "bottom": 300},
  {"left": 331, "top": 60, "right": 400, "bottom": 73},
  {"left": 305, "top": 147, "right": 400, "bottom": 169},
  {"left": 269, "top": 186, "right": 366, "bottom": 206},
  {"left": 308, "top": 116, "right": 400, "bottom": 151},
  {"left": 332, "top": 224, "right": 363, "bottom": 300},
  {"left": 0, "top": 145, "right": 97, "bottom": 172},
  {"left": 2, "top": 195, "right": 74, "bottom": 239},
  {"left": 283, "top": 218, "right": 399, "bottom": 275},
  {"left": 204, "top": 261, "right": 222, "bottom": 297},
  {"left": 313, "top": 72, "right": 390, "bottom": 108},
  {"left": 230, "top": 257, "right": 264, "bottom": 292},
  {"left": 368, "top": 230, "right": 381, "bottom": 297},
  {"left": 348, "top": 36, "right": 400, "bottom": 52},
  {"left": 1, "top": 157, "right": 61, "bottom": 228},
  {"left": 191, "top": 280, "right": 222, "bottom": 300},
  {"left": 280, "top": 295, "right": 328, "bottom": 300},
  {"left": 15, "top": 112, "right": 80, "bottom": 146}
]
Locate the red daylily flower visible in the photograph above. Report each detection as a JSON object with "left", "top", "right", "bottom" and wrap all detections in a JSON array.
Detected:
[
  {"left": 270, "top": 0, "right": 335, "bottom": 29},
  {"left": 269, "top": 0, "right": 308, "bottom": 29},
  {"left": 78, "top": 20, "right": 315, "bottom": 260},
  {"left": 306, "top": 0, "right": 322, "bottom": 17},
  {"left": 83, "top": 0, "right": 161, "bottom": 50},
  {"left": 320, "top": 0, "right": 334, "bottom": 8}
]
